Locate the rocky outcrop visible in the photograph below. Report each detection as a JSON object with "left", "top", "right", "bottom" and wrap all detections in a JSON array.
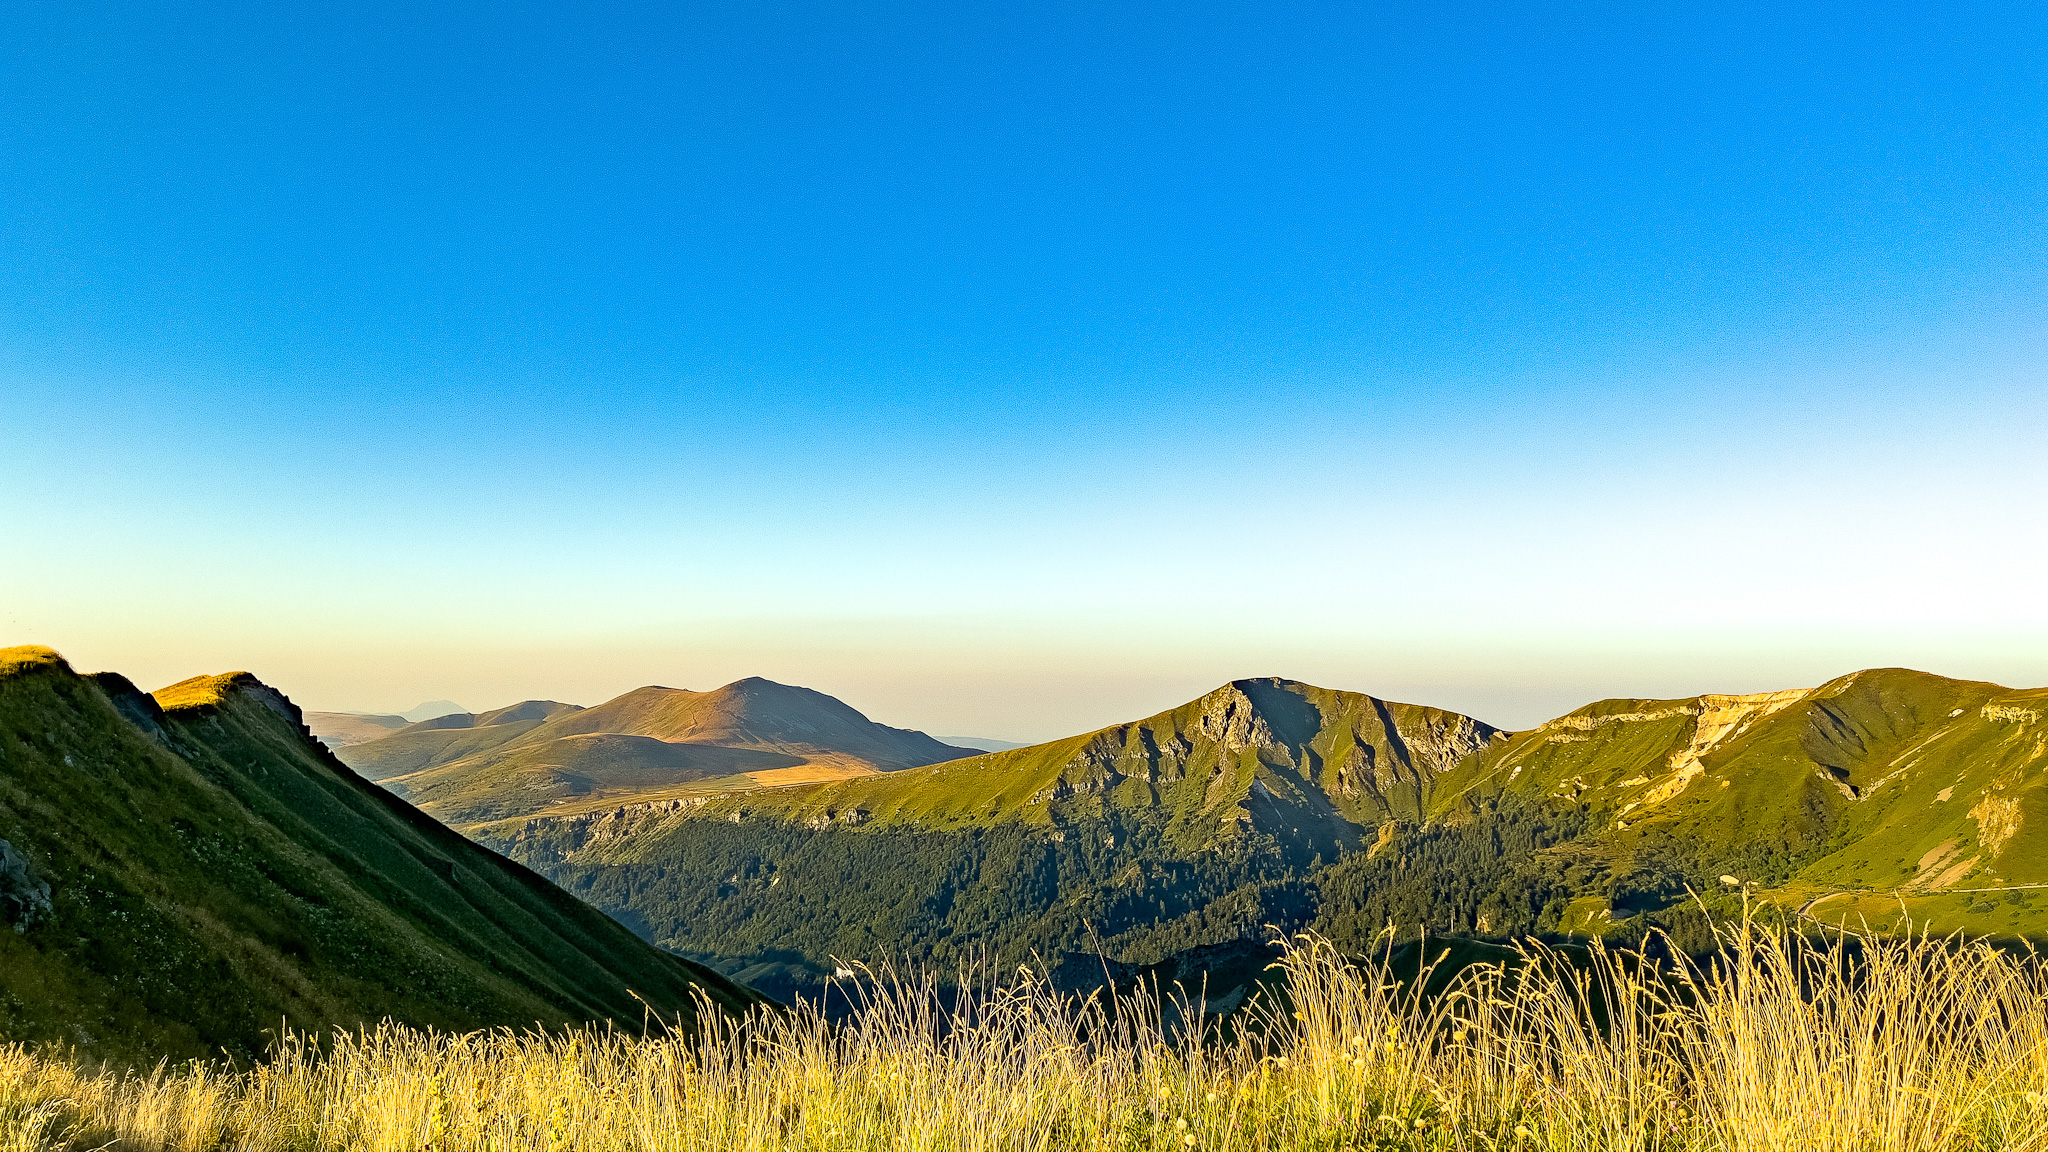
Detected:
[
  {"left": 1544, "top": 707, "right": 1694, "bottom": 733},
  {"left": 1972, "top": 794, "right": 2023, "bottom": 857},
  {"left": 1192, "top": 683, "right": 1278, "bottom": 752},
  {"left": 1638, "top": 689, "right": 1813, "bottom": 808},
  {"left": 1327, "top": 705, "right": 1497, "bottom": 816},
  {"left": 0, "top": 838, "right": 51, "bottom": 932}
]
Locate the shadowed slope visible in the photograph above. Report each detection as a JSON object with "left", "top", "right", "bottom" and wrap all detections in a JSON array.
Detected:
[{"left": 0, "top": 647, "right": 760, "bottom": 1064}]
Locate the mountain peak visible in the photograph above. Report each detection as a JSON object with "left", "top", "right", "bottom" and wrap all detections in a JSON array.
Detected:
[
  {"left": 332, "top": 675, "right": 979, "bottom": 825},
  {"left": 1223, "top": 675, "right": 1301, "bottom": 690},
  {"left": 0, "top": 645, "right": 68, "bottom": 680},
  {"left": 474, "top": 699, "right": 582, "bottom": 727},
  {"left": 154, "top": 670, "right": 266, "bottom": 711},
  {"left": 712, "top": 677, "right": 822, "bottom": 706},
  {"left": 1185, "top": 676, "right": 1383, "bottom": 753},
  {"left": 398, "top": 699, "right": 469, "bottom": 723}
]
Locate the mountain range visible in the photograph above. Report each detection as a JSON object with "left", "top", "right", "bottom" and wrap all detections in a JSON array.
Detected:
[
  {"left": 327, "top": 679, "right": 980, "bottom": 826},
  {"left": 468, "top": 667, "right": 2048, "bottom": 997},
  {"left": 13, "top": 641, "right": 2046, "bottom": 1050},
  {"left": 0, "top": 646, "right": 757, "bottom": 1063},
  {"left": 478, "top": 676, "right": 1502, "bottom": 993}
]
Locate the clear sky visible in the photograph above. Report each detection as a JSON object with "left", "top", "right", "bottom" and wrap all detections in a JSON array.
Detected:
[{"left": 4, "top": 1, "right": 2046, "bottom": 739}]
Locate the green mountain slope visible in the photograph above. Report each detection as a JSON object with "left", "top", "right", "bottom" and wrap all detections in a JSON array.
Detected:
[
  {"left": 1425, "top": 667, "right": 2048, "bottom": 936},
  {"left": 339, "top": 678, "right": 983, "bottom": 826},
  {"left": 0, "top": 646, "right": 760, "bottom": 1064},
  {"left": 476, "top": 677, "right": 1500, "bottom": 994}
]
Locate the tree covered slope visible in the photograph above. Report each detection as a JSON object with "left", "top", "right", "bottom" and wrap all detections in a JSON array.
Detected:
[{"left": 0, "top": 646, "right": 760, "bottom": 1065}]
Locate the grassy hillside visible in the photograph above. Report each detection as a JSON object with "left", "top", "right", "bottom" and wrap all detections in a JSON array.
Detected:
[
  {"left": 0, "top": 646, "right": 759, "bottom": 1065},
  {"left": 338, "top": 678, "right": 982, "bottom": 825},
  {"left": 537, "top": 678, "right": 974, "bottom": 769},
  {"left": 1426, "top": 667, "right": 2048, "bottom": 937},
  {"left": 333, "top": 707, "right": 562, "bottom": 781},
  {"left": 386, "top": 735, "right": 801, "bottom": 824},
  {"left": 477, "top": 678, "right": 1501, "bottom": 994}
]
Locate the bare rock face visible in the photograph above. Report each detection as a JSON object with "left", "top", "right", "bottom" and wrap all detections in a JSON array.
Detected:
[
  {"left": 0, "top": 838, "right": 52, "bottom": 933},
  {"left": 1193, "top": 684, "right": 1277, "bottom": 752}
]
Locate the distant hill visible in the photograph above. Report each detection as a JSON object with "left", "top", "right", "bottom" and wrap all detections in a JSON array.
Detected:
[
  {"left": 335, "top": 679, "right": 979, "bottom": 826},
  {"left": 330, "top": 700, "right": 587, "bottom": 783},
  {"left": 938, "top": 735, "right": 1030, "bottom": 752},
  {"left": 0, "top": 646, "right": 759, "bottom": 1064},
  {"left": 477, "top": 677, "right": 1498, "bottom": 994},
  {"left": 473, "top": 667, "right": 2048, "bottom": 998},
  {"left": 305, "top": 710, "right": 409, "bottom": 748},
  {"left": 400, "top": 699, "right": 470, "bottom": 722}
]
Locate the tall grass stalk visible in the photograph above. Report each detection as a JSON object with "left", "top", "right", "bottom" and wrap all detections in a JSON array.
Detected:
[{"left": 5, "top": 918, "right": 2047, "bottom": 1150}]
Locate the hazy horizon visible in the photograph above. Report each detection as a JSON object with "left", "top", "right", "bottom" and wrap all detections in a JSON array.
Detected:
[
  {"left": 6, "top": 2, "right": 2045, "bottom": 738},
  {"left": 24, "top": 635, "right": 2046, "bottom": 743}
]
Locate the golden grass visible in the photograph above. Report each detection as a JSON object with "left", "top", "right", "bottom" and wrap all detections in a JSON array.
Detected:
[
  {"left": 0, "top": 646, "right": 66, "bottom": 681},
  {"left": 6, "top": 918, "right": 2048, "bottom": 1151},
  {"left": 151, "top": 672, "right": 252, "bottom": 714}
]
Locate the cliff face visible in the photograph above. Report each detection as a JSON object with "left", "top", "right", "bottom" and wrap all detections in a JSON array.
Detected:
[{"left": 0, "top": 646, "right": 759, "bottom": 1064}]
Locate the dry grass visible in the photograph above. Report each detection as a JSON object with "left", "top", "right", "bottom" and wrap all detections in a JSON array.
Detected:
[
  {"left": 150, "top": 672, "right": 251, "bottom": 714},
  {"left": 0, "top": 647, "right": 65, "bottom": 681},
  {"left": 6, "top": 917, "right": 2047, "bottom": 1151}
]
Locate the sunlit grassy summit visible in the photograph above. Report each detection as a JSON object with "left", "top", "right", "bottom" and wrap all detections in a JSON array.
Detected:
[{"left": 1429, "top": 667, "right": 2048, "bottom": 934}]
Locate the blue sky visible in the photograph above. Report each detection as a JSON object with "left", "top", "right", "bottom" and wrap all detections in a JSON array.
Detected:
[{"left": 4, "top": 1, "right": 2046, "bottom": 737}]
